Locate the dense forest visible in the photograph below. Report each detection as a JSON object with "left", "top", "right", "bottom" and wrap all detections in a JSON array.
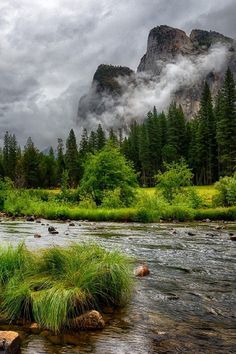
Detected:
[{"left": 0, "top": 68, "right": 235, "bottom": 189}]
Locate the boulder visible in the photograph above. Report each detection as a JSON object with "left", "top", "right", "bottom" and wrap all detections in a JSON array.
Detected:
[
  {"left": 135, "top": 265, "right": 150, "bottom": 277},
  {"left": 71, "top": 310, "right": 105, "bottom": 330},
  {"left": 0, "top": 331, "right": 21, "bottom": 354}
]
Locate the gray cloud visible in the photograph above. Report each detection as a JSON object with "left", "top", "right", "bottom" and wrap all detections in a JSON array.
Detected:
[{"left": 0, "top": 0, "right": 235, "bottom": 148}]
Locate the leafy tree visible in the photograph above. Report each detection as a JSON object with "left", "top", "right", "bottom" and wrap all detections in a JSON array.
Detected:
[
  {"left": 156, "top": 159, "right": 193, "bottom": 203},
  {"left": 79, "top": 143, "right": 137, "bottom": 205}
]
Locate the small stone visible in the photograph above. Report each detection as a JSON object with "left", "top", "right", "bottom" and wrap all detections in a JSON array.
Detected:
[
  {"left": 0, "top": 331, "right": 21, "bottom": 354},
  {"left": 135, "top": 265, "right": 150, "bottom": 277},
  {"left": 34, "top": 233, "right": 41, "bottom": 238},
  {"left": 71, "top": 310, "right": 105, "bottom": 330},
  {"left": 35, "top": 219, "right": 41, "bottom": 223},
  {"left": 230, "top": 235, "right": 236, "bottom": 241},
  {"left": 29, "top": 323, "right": 41, "bottom": 334},
  {"left": 69, "top": 222, "right": 75, "bottom": 227},
  {"left": 48, "top": 335, "right": 62, "bottom": 345},
  {"left": 48, "top": 226, "right": 58, "bottom": 234},
  {"left": 26, "top": 216, "right": 34, "bottom": 222},
  {"left": 187, "top": 231, "right": 196, "bottom": 236}
]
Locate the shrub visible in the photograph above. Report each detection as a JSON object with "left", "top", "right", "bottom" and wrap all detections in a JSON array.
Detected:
[
  {"left": 214, "top": 173, "right": 236, "bottom": 206},
  {"left": 79, "top": 143, "right": 137, "bottom": 205},
  {"left": 156, "top": 160, "right": 193, "bottom": 203},
  {"left": 101, "top": 188, "right": 124, "bottom": 209}
]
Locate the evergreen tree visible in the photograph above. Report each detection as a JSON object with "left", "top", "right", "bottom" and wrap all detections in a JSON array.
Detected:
[
  {"left": 23, "top": 137, "right": 40, "bottom": 188},
  {"left": 65, "top": 129, "right": 79, "bottom": 187},
  {"left": 216, "top": 68, "right": 236, "bottom": 176},
  {"left": 196, "top": 82, "right": 217, "bottom": 184},
  {"left": 96, "top": 124, "right": 106, "bottom": 150},
  {"left": 139, "top": 123, "right": 150, "bottom": 186},
  {"left": 57, "top": 138, "right": 65, "bottom": 185},
  {"left": 88, "top": 131, "right": 97, "bottom": 154}
]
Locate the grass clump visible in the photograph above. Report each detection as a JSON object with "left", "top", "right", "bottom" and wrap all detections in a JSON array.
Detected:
[{"left": 0, "top": 243, "right": 132, "bottom": 333}]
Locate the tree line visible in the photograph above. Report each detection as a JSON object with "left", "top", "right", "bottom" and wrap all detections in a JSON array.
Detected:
[{"left": 0, "top": 68, "right": 235, "bottom": 188}]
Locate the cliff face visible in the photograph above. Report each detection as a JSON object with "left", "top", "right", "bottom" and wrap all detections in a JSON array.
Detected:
[
  {"left": 78, "top": 64, "right": 134, "bottom": 123},
  {"left": 137, "top": 26, "right": 235, "bottom": 117},
  {"left": 77, "top": 26, "right": 236, "bottom": 125}
]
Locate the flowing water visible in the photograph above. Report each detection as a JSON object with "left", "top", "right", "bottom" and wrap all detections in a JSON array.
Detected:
[{"left": 0, "top": 219, "right": 236, "bottom": 353}]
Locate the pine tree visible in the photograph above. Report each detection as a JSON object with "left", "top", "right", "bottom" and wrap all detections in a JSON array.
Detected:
[
  {"left": 139, "top": 123, "right": 150, "bottom": 186},
  {"left": 216, "top": 68, "right": 236, "bottom": 176},
  {"left": 23, "top": 137, "right": 40, "bottom": 188},
  {"left": 196, "top": 82, "right": 217, "bottom": 184},
  {"left": 88, "top": 131, "right": 97, "bottom": 154},
  {"left": 96, "top": 124, "right": 106, "bottom": 150},
  {"left": 65, "top": 129, "right": 79, "bottom": 187},
  {"left": 56, "top": 138, "right": 65, "bottom": 185}
]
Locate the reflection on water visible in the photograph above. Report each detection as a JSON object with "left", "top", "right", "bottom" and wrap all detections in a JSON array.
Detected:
[{"left": 0, "top": 219, "right": 236, "bottom": 353}]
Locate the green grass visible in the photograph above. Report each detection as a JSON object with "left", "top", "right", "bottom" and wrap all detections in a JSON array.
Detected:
[
  {"left": 0, "top": 243, "right": 133, "bottom": 332},
  {"left": 2, "top": 186, "right": 235, "bottom": 222}
]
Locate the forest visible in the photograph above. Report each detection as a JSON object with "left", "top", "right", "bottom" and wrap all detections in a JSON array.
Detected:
[{"left": 0, "top": 68, "right": 235, "bottom": 190}]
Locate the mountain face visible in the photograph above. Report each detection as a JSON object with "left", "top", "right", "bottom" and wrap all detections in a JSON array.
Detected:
[{"left": 77, "top": 26, "right": 236, "bottom": 126}]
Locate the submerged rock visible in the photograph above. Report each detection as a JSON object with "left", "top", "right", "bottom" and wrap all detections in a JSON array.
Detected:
[
  {"left": 0, "top": 331, "right": 21, "bottom": 354},
  {"left": 71, "top": 310, "right": 105, "bottom": 330},
  {"left": 135, "top": 265, "right": 150, "bottom": 277},
  {"left": 34, "top": 233, "right": 41, "bottom": 238}
]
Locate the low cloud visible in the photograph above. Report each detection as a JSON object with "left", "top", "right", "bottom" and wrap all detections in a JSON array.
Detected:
[{"left": 79, "top": 44, "right": 229, "bottom": 129}]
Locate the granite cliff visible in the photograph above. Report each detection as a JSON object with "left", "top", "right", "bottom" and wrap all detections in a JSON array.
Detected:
[{"left": 77, "top": 26, "right": 236, "bottom": 126}]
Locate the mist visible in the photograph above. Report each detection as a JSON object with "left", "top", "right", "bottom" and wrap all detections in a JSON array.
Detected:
[{"left": 80, "top": 44, "right": 229, "bottom": 130}]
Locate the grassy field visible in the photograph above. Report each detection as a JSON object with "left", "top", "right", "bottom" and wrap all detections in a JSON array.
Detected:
[{"left": 2, "top": 185, "right": 235, "bottom": 222}]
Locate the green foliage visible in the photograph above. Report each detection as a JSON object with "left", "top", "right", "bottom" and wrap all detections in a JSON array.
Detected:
[
  {"left": 214, "top": 173, "right": 236, "bottom": 206},
  {"left": 78, "top": 195, "right": 97, "bottom": 209},
  {"left": 156, "top": 160, "right": 193, "bottom": 203},
  {"left": 80, "top": 143, "right": 137, "bottom": 205},
  {"left": 101, "top": 188, "right": 124, "bottom": 209},
  {"left": 0, "top": 243, "right": 133, "bottom": 332}
]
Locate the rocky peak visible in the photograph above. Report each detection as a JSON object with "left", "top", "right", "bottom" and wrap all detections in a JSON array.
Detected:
[
  {"left": 138, "top": 25, "right": 194, "bottom": 73},
  {"left": 93, "top": 64, "right": 134, "bottom": 94},
  {"left": 190, "top": 29, "right": 234, "bottom": 49}
]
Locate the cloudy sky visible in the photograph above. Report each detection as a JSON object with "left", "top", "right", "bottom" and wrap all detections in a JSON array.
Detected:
[{"left": 0, "top": 0, "right": 235, "bottom": 148}]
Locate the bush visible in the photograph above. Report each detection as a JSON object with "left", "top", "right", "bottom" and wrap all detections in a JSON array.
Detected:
[
  {"left": 213, "top": 174, "right": 236, "bottom": 206},
  {"left": 156, "top": 160, "right": 193, "bottom": 203},
  {"left": 79, "top": 143, "right": 137, "bottom": 205},
  {"left": 101, "top": 188, "right": 124, "bottom": 209},
  {"left": 78, "top": 195, "right": 97, "bottom": 209}
]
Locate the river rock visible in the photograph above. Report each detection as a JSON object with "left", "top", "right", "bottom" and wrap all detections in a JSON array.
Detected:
[
  {"left": 230, "top": 235, "right": 236, "bottom": 241},
  {"left": 48, "top": 226, "right": 58, "bottom": 234},
  {"left": 69, "top": 222, "right": 75, "bottom": 227},
  {"left": 34, "top": 233, "right": 41, "bottom": 238},
  {"left": 26, "top": 216, "right": 34, "bottom": 222},
  {"left": 187, "top": 231, "right": 196, "bottom": 236},
  {"left": 71, "top": 310, "right": 105, "bottom": 330},
  {"left": 0, "top": 331, "right": 21, "bottom": 354},
  {"left": 135, "top": 265, "right": 150, "bottom": 277},
  {"left": 29, "top": 323, "right": 41, "bottom": 334}
]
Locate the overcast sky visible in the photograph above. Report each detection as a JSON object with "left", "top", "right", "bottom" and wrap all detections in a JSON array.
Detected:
[{"left": 0, "top": 0, "right": 235, "bottom": 148}]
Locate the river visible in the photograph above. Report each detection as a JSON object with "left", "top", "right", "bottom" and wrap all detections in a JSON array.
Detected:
[{"left": 0, "top": 219, "right": 236, "bottom": 353}]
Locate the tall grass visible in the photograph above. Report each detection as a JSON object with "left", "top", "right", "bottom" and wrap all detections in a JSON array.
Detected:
[{"left": 0, "top": 243, "right": 133, "bottom": 332}]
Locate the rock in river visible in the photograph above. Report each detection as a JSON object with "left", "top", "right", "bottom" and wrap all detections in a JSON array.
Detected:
[
  {"left": 0, "top": 331, "right": 21, "bottom": 354},
  {"left": 135, "top": 265, "right": 150, "bottom": 277},
  {"left": 71, "top": 310, "right": 105, "bottom": 330}
]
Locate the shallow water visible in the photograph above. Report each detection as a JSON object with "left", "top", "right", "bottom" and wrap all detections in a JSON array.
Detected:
[{"left": 0, "top": 219, "right": 236, "bottom": 353}]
